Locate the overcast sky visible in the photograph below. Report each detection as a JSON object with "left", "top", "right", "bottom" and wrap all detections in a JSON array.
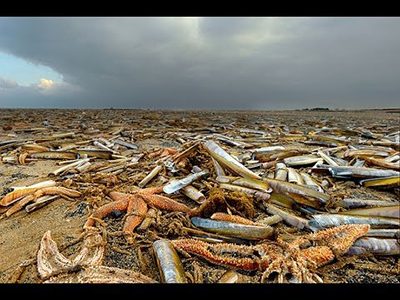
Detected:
[{"left": 0, "top": 17, "right": 399, "bottom": 109}]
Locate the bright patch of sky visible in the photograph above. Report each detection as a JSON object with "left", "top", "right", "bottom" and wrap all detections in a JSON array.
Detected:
[{"left": 0, "top": 51, "right": 63, "bottom": 86}]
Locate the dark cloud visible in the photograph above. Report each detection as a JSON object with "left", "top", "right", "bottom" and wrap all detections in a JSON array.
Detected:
[
  {"left": 0, "top": 17, "right": 399, "bottom": 109},
  {"left": 0, "top": 77, "right": 18, "bottom": 89}
]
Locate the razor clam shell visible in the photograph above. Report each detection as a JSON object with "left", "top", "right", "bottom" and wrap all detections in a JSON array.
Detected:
[
  {"left": 191, "top": 217, "right": 273, "bottom": 240},
  {"left": 257, "top": 215, "right": 283, "bottom": 226},
  {"left": 211, "top": 157, "right": 226, "bottom": 176},
  {"left": 97, "top": 137, "right": 113, "bottom": 148},
  {"left": 252, "top": 146, "right": 285, "bottom": 154},
  {"left": 50, "top": 158, "right": 91, "bottom": 176},
  {"left": 74, "top": 149, "right": 113, "bottom": 159},
  {"left": 114, "top": 139, "right": 139, "bottom": 150},
  {"left": 341, "top": 205, "right": 400, "bottom": 219},
  {"left": 326, "top": 165, "right": 400, "bottom": 178},
  {"left": 203, "top": 140, "right": 261, "bottom": 179},
  {"left": 25, "top": 195, "right": 59, "bottom": 213},
  {"left": 153, "top": 239, "right": 187, "bottom": 283},
  {"left": 309, "top": 214, "right": 400, "bottom": 228},
  {"left": 385, "top": 154, "right": 400, "bottom": 163},
  {"left": 338, "top": 198, "right": 397, "bottom": 208},
  {"left": 262, "top": 203, "right": 309, "bottom": 230},
  {"left": 217, "top": 270, "right": 241, "bottom": 283},
  {"left": 353, "top": 159, "right": 365, "bottom": 167},
  {"left": 345, "top": 149, "right": 390, "bottom": 158},
  {"left": 299, "top": 172, "right": 324, "bottom": 193},
  {"left": 138, "top": 165, "right": 163, "bottom": 188},
  {"left": 11, "top": 180, "right": 57, "bottom": 191},
  {"left": 275, "top": 163, "right": 288, "bottom": 181},
  {"left": 352, "top": 238, "right": 400, "bottom": 255},
  {"left": 75, "top": 161, "right": 92, "bottom": 172},
  {"left": 181, "top": 185, "right": 205, "bottom": 203},
  {"left": 231, "top": 177, "right": 271, "bottom": 193},
  {"left": 163, "top": 170, "right": 208, "bottom": 194},
  {"left": 360, "top": 176, "right": 400, "bottom": 187},
  {"left": 366, "top": 229, "right": 400, "bottom": 238},
  {"left": 216, "top": 136, "right": 248, "bottom": 148},
  {"left": 317, "top": 150, "right": 339, "bottom": 166},
  {"left": 215, "top": 175, "right": 237, "bottom": 183},
  {"left": 264, "top": 178, "right": 329, "bottom": 204},
  {"left": 283, "top": 155, "right": 322, "bottom": 167},
  {"left": 29, "top": 151, "right": 78, "bottom": 160},
  {"left": 93, "top": 140, "right": 116, "bottom": 153},
  {"left": 287, "top": 168, "right": 304, "bottom": 185}
]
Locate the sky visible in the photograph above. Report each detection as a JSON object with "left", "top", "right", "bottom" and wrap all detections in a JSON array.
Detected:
[{"left": 0, "top": 17, "right": 399, "bottom": 109}]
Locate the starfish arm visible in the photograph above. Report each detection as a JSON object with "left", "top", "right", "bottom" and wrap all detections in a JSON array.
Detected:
[
  {"left": 109, "top": 191, "right": 130, "bottom": 202},
  {"left": 123, "top": 196, "right": 148, "bottom": 234},
  {"left": 5, "top": 195, "right": 35, "bottom": 217},
  {"left": 300, "top": 246, "right": 335, "bottom": 267},
  {"left": 210, "top": 212, "right": 258, "bottom": 226},
  {"left": 33, "top": 187, "right": 81, "bottom": 198},
  {"left": 0, "top": 188, "right": 37, "bottom": 206},
  {"left": 309, "top": 224, "right": 370, "bottom": 256},
  {"left": 139, "top": 186, "right": 164, "bottom": 195},
  {"left": 144, "top": 194, "right": 190, "bottom": 213},
  {"left": 84, "top": 199, "right": 129, "bottom": 228},
  {"left": 172, "top": 239, "right": 260, "bottom": 271}
]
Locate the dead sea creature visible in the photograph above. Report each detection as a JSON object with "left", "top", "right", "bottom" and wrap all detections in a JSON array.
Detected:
[
  {"left": 84, "top": 186, "right": 190, "bottom": 235},
  {"left": 172, "top": 224, "right": 370, "bottom": 283},
  {"left": 37, "top": 228, "right": 105, "bottom": 280},
  {"left": 190, "top": 188, "right": 255, "bottom": 219},
  {"left": 37, "top": 229, "right": 155, "bottom": 283}
]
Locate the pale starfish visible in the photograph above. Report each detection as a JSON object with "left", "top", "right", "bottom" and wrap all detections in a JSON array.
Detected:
[
  {"left": 36, "top": 229, "right": 156, "bottom": 283},
  {"left": 37, "top": 228, "right": 105, "bottom": 280},
  {"left": 44, "top": 266, "right": 157, "bottom": 283}
]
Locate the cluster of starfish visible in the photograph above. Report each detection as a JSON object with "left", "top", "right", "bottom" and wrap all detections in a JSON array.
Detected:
[
  {"left": 34, "top": 181, "right": 370, "bottom": 283},
  {"left": 29, "top": 146, "right": 374, "bottom": 284},
  {"left": 38, "top": 214, "right": 369, "bottom": 283}
]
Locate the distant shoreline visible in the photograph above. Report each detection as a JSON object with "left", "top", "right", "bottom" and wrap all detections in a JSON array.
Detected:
[{"left": 0, "top": 107, "right": 399, "bottom": 113}]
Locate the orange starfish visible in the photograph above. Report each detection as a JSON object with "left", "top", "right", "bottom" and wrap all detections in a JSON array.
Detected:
[
  {"left": 0, "top": 186, "right": 81, "bottom": 207},
  {"left": 172, "top": 224, "right": 370, "bottom": 283},
  {"left": 147, "top": 148, "right": 178, "bottom": 159},
  {"left": 84, "top": 186, "right": 191, "bottom": 235}
]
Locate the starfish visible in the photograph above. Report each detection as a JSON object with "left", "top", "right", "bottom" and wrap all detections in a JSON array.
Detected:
[
  {"left": 0, "top": 186, "right": 81, "bottom": 207},
  {"left": 37, "top": 229, "right": 156, "bottom": 283},
  {"left": 37, "top": 228, "right": 105, "bottom": 280},
  {"left": 147, "top": 147, "right": 178, "bottom": 159},
  {"left": 1, "top": 186, "right": 81, "bottom": 217},
  {"left": 44, "top": 265, "right": 157, "bottom": 283},
  {"left": 172, "top": 224, "right": 370, "bottom": 283},
  {"left": 84, "top": 186, "right": 191, "bottom": 235}
]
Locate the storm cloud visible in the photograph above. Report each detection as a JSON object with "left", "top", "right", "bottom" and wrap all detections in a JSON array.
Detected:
[{"left": 0, "top": 17, "right": 399, "bottom": 109}]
